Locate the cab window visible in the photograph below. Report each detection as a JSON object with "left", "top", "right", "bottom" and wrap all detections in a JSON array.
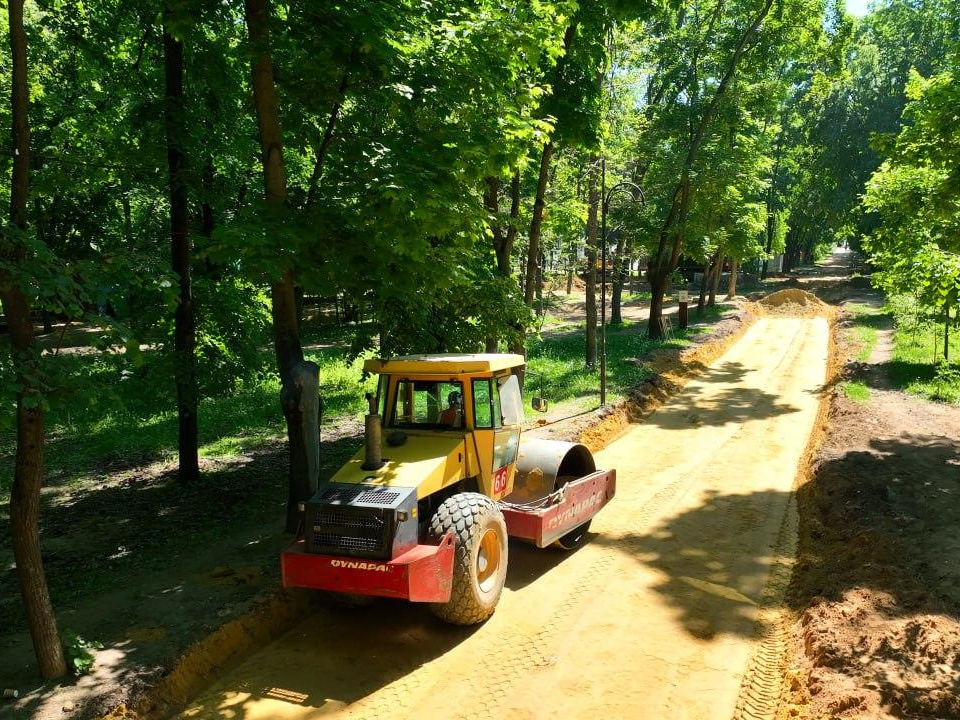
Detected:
[
  {"left": 391, "top": 380, "right": 464, "bottom": 429},
  {"left": 498, "top": 374, "right": 524, "bottom": 426},
  {"left": 472, "top": 379, "right": 500, "bottom": 428}
]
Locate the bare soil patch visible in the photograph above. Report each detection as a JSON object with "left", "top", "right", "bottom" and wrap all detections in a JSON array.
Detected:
[{"left": 781, "top": 348, "right": 960, "bottom": 718}]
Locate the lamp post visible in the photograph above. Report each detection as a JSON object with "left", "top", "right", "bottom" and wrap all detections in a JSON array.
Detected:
[{"left": 600, "top": 158, "right": 645, "bottom": 407}]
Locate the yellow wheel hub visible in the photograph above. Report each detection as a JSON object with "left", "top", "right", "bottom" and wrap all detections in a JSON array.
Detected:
[{"left": 476, "top": 528, "right": 502, "bottom": 593}]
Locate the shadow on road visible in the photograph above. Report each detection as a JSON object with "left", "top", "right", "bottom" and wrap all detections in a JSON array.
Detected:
[
  {"left": 642, "top": 360, "right": 800, "bottom": 430},
  {"left": 189, "top": 600, "right": 482, "bottom": 718},
  {"left": 595, "top": 488, "right": 794, "bottom": 641},
  {"left": 582, "top": 432, "right": 960, "bottom": 718}
]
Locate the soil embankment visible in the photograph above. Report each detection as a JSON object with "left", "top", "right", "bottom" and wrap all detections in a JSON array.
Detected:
[{"left": 780, "top": 323, "right": 960, "bottom": 719}]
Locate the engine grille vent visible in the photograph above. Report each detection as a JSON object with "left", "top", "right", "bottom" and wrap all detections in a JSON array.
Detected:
[
  {"left": 313, "top": 532, "right": 382, "bottom": 554},
  {"left": 317, "top": 510, "right": 384, "bottom": 530},
  {"left": 308, "top": 503, "right": 393, "bottom": 559},
  {"left": 356, "top": 489, "right": 400, "bottom": 505},
  {"left": 318, "top": 486, "right": 400, "bottom": 507},
  {"left": 319, "top": 486, "right": 365, "bottom": 504}
]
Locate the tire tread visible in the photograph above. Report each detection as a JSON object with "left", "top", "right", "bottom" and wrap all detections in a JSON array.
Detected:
[{"left": 429, "top": 492, "right": 507, "bottom": 625}]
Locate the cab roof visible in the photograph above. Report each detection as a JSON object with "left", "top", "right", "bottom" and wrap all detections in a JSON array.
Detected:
[{"left": 362, "top": 353, "right": 525, "bottom": 375}]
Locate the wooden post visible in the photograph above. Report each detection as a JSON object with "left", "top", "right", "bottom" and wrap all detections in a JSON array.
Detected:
[{"left": 946, "top": 304, "right": 951, "bottom": 363}]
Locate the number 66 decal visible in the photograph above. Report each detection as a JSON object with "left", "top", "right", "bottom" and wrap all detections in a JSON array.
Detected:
[{"left": 493, "top": 466, "right": 509, "bottom": 495}]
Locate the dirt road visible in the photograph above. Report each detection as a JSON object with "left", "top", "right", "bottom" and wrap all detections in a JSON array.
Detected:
[{"left": 177, "top": 316, "right": 829, "bottom": 720}]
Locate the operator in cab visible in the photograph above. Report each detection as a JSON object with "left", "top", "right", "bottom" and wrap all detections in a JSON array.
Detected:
[{"left": 438, "top": 390, "right": 462, "bottom": 427}]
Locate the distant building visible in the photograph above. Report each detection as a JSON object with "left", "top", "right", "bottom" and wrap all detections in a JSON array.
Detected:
[{"left": 765, "top": 254, "right": 784, "bottom": 274}]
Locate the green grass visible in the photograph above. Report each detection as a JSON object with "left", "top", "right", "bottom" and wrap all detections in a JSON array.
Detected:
[
  {"left": 840, "top": 294, "right": 960, "bottom": 405},
  {"left": 889, "top": 316, "right": 960, "bottom": 404},
  {"left": 622, "top": 289, "right": 652, "bottom": 303},
  {"left": 841, "top": 380, "right": 871, "bottom": 403},
  {"left": 0, "top": 322, "right": 375, "bottom": 502}
]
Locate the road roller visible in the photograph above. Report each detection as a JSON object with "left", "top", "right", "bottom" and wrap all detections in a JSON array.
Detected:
[{"left": 281, "top": 354, "right": 616, "bottom": 624}]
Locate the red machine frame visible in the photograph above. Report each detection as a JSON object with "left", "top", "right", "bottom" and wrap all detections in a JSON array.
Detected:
[
  {"left": 500, "top": 469, "right": 616, "bottom": 547},
  {"left": 281, "top": 468, "right": 616, "bottom": 602}
]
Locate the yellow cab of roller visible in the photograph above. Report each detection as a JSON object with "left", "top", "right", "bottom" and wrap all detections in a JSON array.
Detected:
[{"left": 330, "top": 353, "right": 526, "bottom": 501}]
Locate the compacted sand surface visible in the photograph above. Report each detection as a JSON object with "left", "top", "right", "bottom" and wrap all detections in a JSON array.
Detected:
[{"left": 175, "top": 316, "right": 829, "bottom": 720}]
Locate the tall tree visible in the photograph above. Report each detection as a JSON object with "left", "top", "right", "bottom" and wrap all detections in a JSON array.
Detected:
[
  {"left": 864, "top": 66, "right": 960, "bottom": 356},
  {"left": 636, "top": 0, "right": 795, "bottom": 337},
  {"left": 524, "top": 141, "right": 555, "bottom": 308},
  {"left": 1, "top": 0, "right": 67, "bottom": 679},
  {"left": 244, "top": 0, "right": 313, "bottom": 532},
  {"left": 163, "top": 9, "right": 199, "bottom": 483}
]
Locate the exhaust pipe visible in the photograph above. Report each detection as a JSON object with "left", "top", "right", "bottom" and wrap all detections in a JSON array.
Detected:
[{"left": 361, "top": 392, "right": 386, "bottom": 471}]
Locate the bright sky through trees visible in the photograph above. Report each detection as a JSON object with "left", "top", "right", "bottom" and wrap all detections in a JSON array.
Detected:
[{"left": 846, "top": 0, "right": 869, "bottom": 16}]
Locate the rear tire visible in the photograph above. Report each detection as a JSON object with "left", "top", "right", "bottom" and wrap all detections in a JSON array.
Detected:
[{"left": 428, "top": 492, "right": 508, "bottom": 625}]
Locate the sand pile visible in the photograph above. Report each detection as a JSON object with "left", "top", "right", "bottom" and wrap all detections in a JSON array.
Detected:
[
  {"left": 755, "top": 288, "right": 830, "bottom": 317},
  {"left": 543, "top": 274, "right": 586, "bottom": 292}
]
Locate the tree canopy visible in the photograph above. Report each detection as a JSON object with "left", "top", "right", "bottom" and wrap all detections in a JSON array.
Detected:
[{"left": 3, "top": 0, "right": 959, "bottom": 676}]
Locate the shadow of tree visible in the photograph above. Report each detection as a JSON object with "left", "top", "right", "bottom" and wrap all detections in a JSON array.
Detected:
[
  {"left": 642, "top": 360, "right": 800, "bottom": 429},
  {"left": 785, "top": 432, "right": 960, "bottom": 718},
  {"left": 171, "top": 600, "right": 481, "bottom": 719},
  {"left": 594, "top": 488, "right": 794, "bottom": 641},
  {"left": 564, "top": 432, "right": 960, "bottom": 718},
  {"left": 793, "top": 433, "right": 960, "bottom": 610}
]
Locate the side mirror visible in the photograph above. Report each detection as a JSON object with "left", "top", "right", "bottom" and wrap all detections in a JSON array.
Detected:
[{"left": 531, "top": 397, "right": 548, "bottom": 413}]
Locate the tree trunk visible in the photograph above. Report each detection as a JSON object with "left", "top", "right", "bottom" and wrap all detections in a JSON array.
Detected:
[
  {"left": 727, "top": 258, "right": 738, "bottom": 299},
  {"left": 584, "top": 155, "right": 600, "bottom": 367},
  {"left": 504, "top": 170, "right": 521, "bottom": 276},
  {"left": 566, "top": 260, "right": 574, "bottom": 294},
  {"left": 535, "top": 250, "right": 544, "bottom": 313},
  {"left": 708, "top": 255, "right": 723, "bottom": 307},
  {"left": 946, "top": 304, "right": 950, "bottom": 363},
  {"left": 163, "top": 19, "right": 199, "bottom": 484},
  {"left": 2, "top": 0, "right": 67, "bottom": 680},
  {"left": 611, "top": 234, "right": 631, "bottom": 325},
  {"left": 697, "top": 255, "right": 712, "bottom": 313},
  {"left": 244, "top": 0, "right": 312, "bottom": 533},
  {"left": 483, "top": 176, "right": 503, "bottom": 353},
  {"left": 647, "top": 272, "right": 669, "bottom": 340},
  {"left": 305, "top": 65, "right": 350, "bottom": 210},
  {"left": 503, "top": 171, "right": 526, "bottom": 374},
  {"left": 761, "top": 203, "right": 774, "bottom": 279},
  {"left": 524, "top": 142, "right": 554, "bottom": 306},
  {"left": 484, "top": 172, "right": 521, "bottom": 351}
]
